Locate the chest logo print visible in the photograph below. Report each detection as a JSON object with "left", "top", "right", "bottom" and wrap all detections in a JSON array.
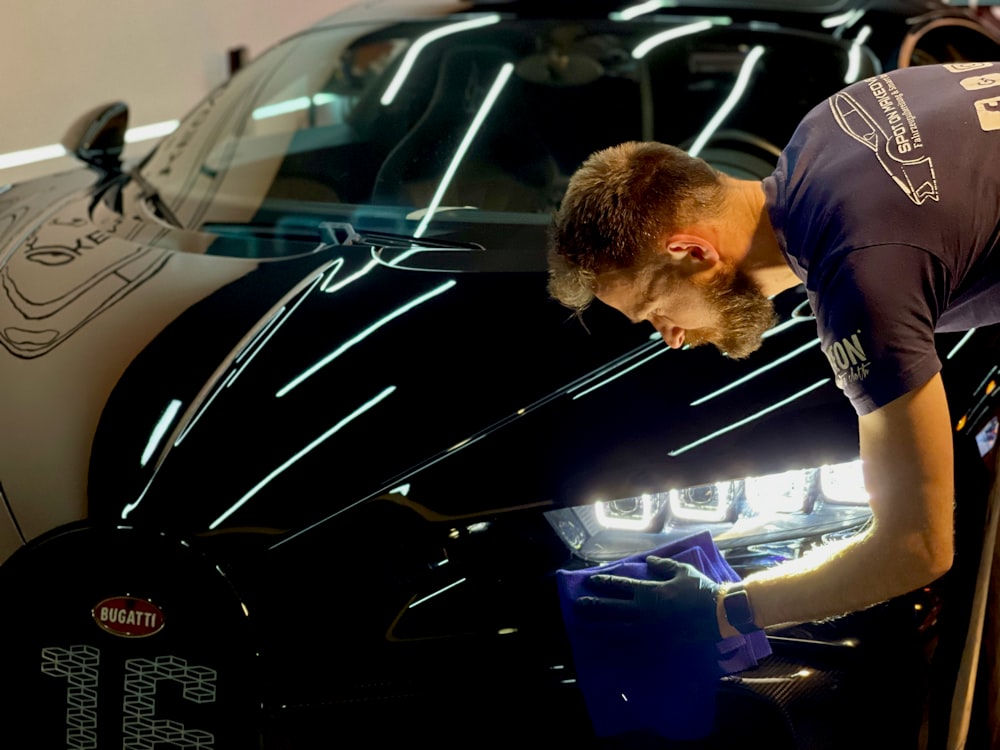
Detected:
[{"left": 829, "top": 78, "right": 938, "bottom": 205}]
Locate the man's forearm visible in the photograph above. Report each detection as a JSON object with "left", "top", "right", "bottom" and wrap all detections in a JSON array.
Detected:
[
  {"left": 715, "top": 375, "right": 957, "bottom": 638},
  {"left": 717, "top": 517, "right": 951, "bottom": 637}
]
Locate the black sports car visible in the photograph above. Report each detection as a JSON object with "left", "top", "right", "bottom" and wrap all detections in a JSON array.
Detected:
[{"left": 1, "top": 1, "right": 1000, "bottom": 748}]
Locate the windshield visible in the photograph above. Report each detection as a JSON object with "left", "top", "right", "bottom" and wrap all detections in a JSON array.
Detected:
[{"left": 139, "top": 14, "right": 874, "bottom": 251}]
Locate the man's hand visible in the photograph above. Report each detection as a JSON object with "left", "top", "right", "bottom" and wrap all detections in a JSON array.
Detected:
[{"left": 574, "top": 556, "right": 723, "bottom": 643}]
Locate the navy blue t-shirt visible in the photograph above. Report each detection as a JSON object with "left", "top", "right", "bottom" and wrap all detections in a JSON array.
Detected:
[{"left": 764, "top": 63, "right": 1000, "bottom": 415}]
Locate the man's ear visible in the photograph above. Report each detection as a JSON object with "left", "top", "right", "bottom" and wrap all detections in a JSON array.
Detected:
[{"left": 659, "top": 233, "right": 720, "bottom": 266}]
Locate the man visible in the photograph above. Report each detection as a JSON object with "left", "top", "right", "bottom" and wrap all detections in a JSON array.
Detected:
[{"left": 548, "top": 62, "right": 1000, "bottom": 642}]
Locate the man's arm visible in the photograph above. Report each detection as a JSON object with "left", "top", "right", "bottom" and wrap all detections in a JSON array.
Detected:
[{"left": 719, "top": 372, "right": 955, "bottom": 636}]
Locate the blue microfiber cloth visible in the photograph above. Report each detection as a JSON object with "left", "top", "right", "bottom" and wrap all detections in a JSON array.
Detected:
[{"left": 556, "top": 530, "right": 771, "bottom": 740}]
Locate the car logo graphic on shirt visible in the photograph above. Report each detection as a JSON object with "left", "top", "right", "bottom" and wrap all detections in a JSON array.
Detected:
[
  {"left": 829, "top": 90, "right": 938, "bottom": 205},
  {"left": 93, "top": 596, "right": 165, "bottom": 638}
]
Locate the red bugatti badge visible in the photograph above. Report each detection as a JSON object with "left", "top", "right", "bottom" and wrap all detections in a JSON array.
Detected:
[{"left": 93, "top": 596, "right": 165, "bottom": 638}]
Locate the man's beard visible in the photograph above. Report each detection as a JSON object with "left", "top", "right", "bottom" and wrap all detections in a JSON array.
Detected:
[{"left": 684, "top": 264, "right": 777, "bottom": 360}]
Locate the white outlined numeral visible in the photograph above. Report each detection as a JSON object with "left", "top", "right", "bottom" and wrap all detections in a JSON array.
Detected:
[
  {"left": 41, "top": 645, "right": 218, "bottom": 749},
  {"left": 41, "top": 646, "right": 101, "bottom": 750},
  {"left": 123, "top": 656, "right": 217, "bottom": 749}
]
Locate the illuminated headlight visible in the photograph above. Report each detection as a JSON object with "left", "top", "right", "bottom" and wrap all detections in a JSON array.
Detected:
[
  {"left": 745, "top": 468, "right": 814, "bottom": 514},
  {"left": 819, "top": 460, "right": 869, "bottom": 504},
  {"left": 553, "top": 458, "right": 876, "bottom": 564},
  {"left": 594, "top": 493, "right": 666, "bottom": 531},
  {"left": 668, "top": 481, "right": 737, "bottom": 522}
]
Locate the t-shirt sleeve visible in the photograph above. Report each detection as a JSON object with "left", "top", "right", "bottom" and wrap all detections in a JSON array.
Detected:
[{"left": 810, "top": 245, "right": 949, "bottom": 416}]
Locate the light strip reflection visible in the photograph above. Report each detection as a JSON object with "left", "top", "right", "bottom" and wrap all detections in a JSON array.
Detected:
[
  {"left": 668, "top": 379, "right": 829, "bottom": 456},
  {"left": 140, "top": 400, "right": 183, "bottom": 467},
  {"left": 408, "top": 578, "right": 467, "bottom": 608},
  {"left": 278, "top": 279, "right": 456, "bottom": 397},
  {"left": 322, "top": 257, "right": 379, "bottom": 294},
  {"left": 252, "top": 93, "right": 337, "bottom": 121},
  {"left": 182, "top": 264, "right": 329, "bottom": 434},
  {"left": 613, "top": 0, "right": 668, "bottom": 21},
  {"left": 631, "top": 20, "right": 719, "bottom": 59},
  {"left": 572, "top": 346, "right": 670, "bottom": 400},
  {"left": 822, "top": 8, "right": 865, "bottom": 31},
  {"left": 0, "top": 120, "right": 180, "bottom": 170},
  {"left": 209, "top": 385, "right": 397, "bottom": 529},
  {"left": 844, "top": 25, "right": 872, "bottom": 84},
  {"left": 380, "top": 14, "right": 502, "bottom": 106},
  {"left": 690, "top": 339, "right": 820, "bottom": 406},
  {"left": 414, "top": 63, "right": 514, "bottom": 238},
  {"left": 689, "top": 45, "right": 765, "bottom": 157},
  {"left": 947, "top": 328, "right": 977, "bottom": 360}
]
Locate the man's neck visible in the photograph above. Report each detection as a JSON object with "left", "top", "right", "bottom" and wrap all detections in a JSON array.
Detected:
[{"left": 723, "top": 177, "right": 800, "bottom": 297}]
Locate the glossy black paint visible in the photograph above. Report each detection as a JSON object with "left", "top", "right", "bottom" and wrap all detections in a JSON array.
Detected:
[{"left": 2, "top": 1, "right": 1000, "bottom": 748}]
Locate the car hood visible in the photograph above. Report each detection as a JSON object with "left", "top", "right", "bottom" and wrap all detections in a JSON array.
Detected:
[{"left": 71, "top": 209, "right": 862, "bottom": 541}]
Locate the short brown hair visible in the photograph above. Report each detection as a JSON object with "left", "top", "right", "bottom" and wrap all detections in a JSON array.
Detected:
[{"left": 548, "top": 141, "right": 723, "bottom": 311}]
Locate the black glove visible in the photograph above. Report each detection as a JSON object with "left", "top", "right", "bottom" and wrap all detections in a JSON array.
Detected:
[{"left": 574, "top": 555, "right": 723, "bottom": 644}]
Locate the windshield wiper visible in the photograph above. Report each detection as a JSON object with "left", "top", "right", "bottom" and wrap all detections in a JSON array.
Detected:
[
  {"left": 319, "top": 222, "right": 484, "bottom": 251},
  {"left": 129, "top": 169, "right": 183, "bottom": 229}
]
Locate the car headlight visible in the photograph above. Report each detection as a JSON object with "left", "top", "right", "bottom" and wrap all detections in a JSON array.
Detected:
[
  {"left": 546, "top": 460, "right": 874, "bottom": 562},
  {"left": 744, "top": 468, "right": 814, "bottom": 514},
  {"left": 668, "top": 481, "right": 738, "bottom": 523},
  {"left": 595, "top": 493, "right": 667, "bottom": 530},
  {"left": 819, "top": 460, "right": 870, "bottom": 504}
]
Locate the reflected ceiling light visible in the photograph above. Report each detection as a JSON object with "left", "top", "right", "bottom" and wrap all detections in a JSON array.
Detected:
[
  {"left": 318, "top": 258, "right": 345, "bottom": 291},
  {"left": 380, "top": 14, "right": 502, "bottom": 106},
  {"left": 409, "top": 577, "right": 467, "bottom": 608},
  {"left": 173, "top": 370, "right": 238, "bottom": 449},
  {"left": 947, "top": 328, "right": 977, "bottom": 360},
  {"left": 690, "top": 339, "right": 820, "bottom": 406},
  {"left": 322, "top": 257, "right": 379, "bottom": 294},
  {"left": 844, "top": 25, "right": 872, "bottom": 83},
  {"left": 689, "top": 45, "right": 766, "bottom": 157},
  {"left": 140, "top": 399, "right": 183, "bottom": 467},
  {"left": 631, "top": 19, "right": 721, "bottom": 60},
  {"left": 668, "top": 378, "right": 829, "bottom": 456},
  {"left": 277, "top": 279, "right": 456, "bottom": 397},
  {"left": 762, "top": 312, "right": 813, "bottom": 340},
  {"left": 565, "top": 340, "right": 662, "bottom": 395},
  {"left": 413, "top": 62, "right": 515, "bottom": 238},
  {"left": 975, "top": 365, "right": 998, "bottom": 396},
  {"left": 612, "top": 0, "right": 676, "bottom": 21},
  {"left": 572, "top": 345, "right": 670, "bottom": 400},
  {"left": 822, "top": 8, "right": 865, "bottom": 31},
  {"left": 209, "top": 385, "right": 397, "bottom": 529},
  {"left": 251, "top": 93, "right": 337, "bottom": 121},
  {"left": 0, "top": 120, "right": 179, "bottom": 171},
  {"left": 124, "top": 120, "right": 181, "bottom": 143},
  {"left": 171, "top": 262, "right": 329, "bottom": 447}
]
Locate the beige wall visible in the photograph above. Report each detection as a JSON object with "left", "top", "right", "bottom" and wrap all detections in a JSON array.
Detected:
[{"left": 0, "top": 0, "right": 357, "bottom": 184}]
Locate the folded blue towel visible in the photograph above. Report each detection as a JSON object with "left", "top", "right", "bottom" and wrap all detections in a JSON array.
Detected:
[{"left": 556, "top": 530, "right": 771, "bottom": 740}]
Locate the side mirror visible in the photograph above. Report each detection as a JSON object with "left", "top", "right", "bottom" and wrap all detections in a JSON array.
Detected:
[{"left": 61, "top": 102, "right": 129, "bottom": 173}]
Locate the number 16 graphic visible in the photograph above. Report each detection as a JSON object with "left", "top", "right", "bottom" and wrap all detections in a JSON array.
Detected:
[{"left": 41, "top": 645, "right": 217, "bottom": 750}]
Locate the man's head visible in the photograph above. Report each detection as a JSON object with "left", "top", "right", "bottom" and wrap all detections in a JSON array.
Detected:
[{"left": 548, "top": 141, "right": 776, "bottom": 359}]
